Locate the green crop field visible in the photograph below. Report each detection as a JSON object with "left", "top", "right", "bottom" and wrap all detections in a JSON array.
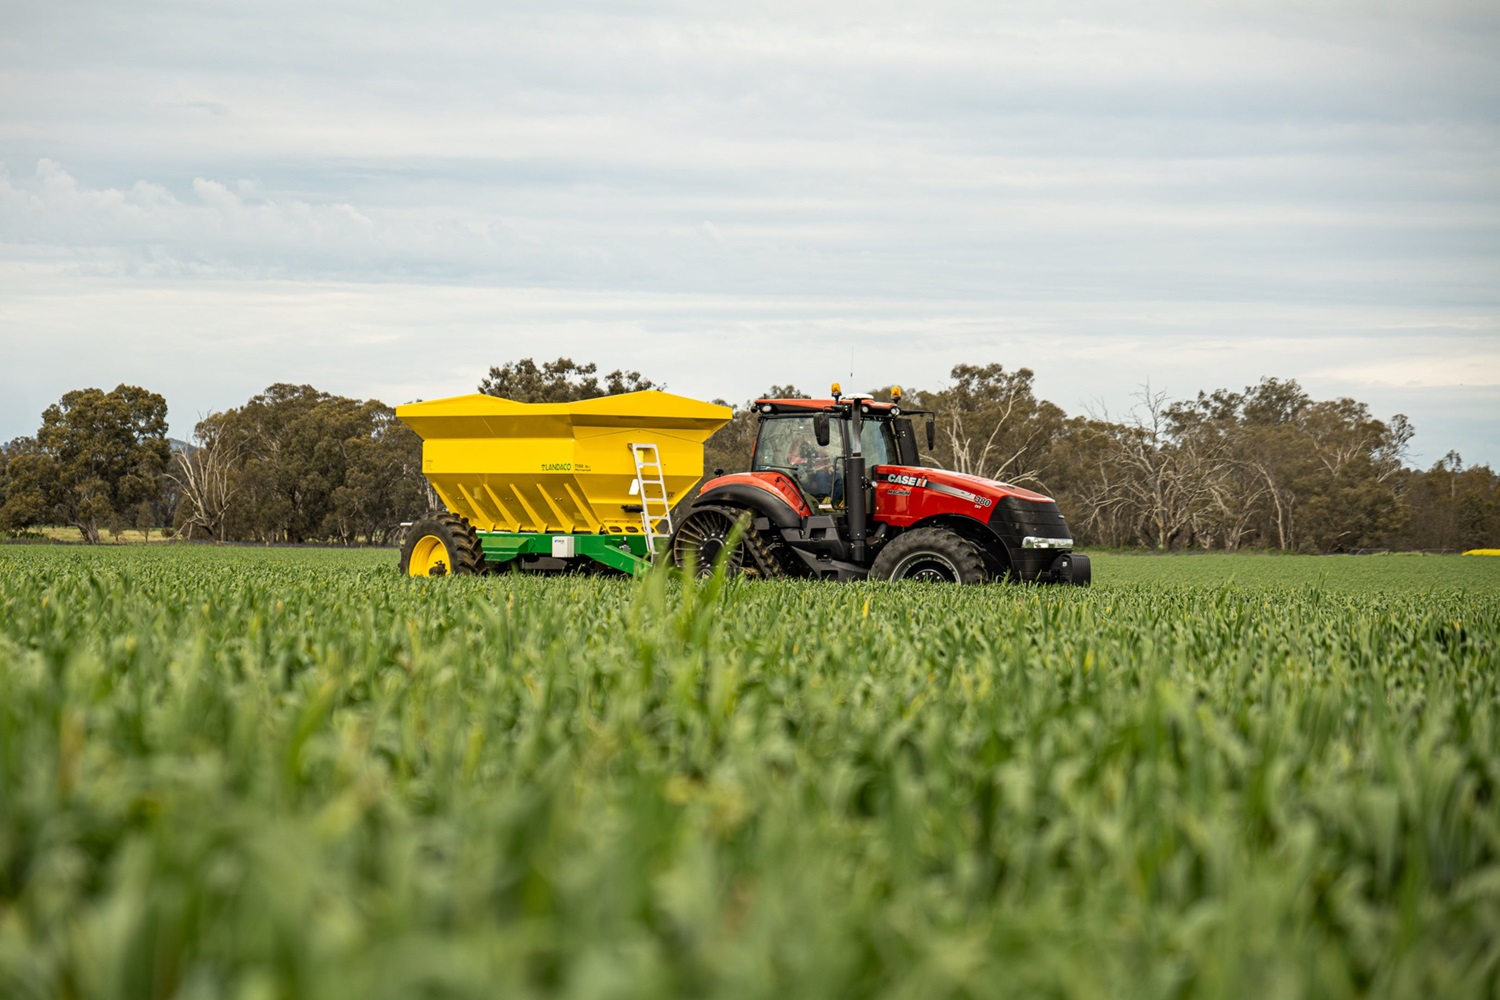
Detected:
[{"left": 1, "top": 546, "right": 1496, "bottom": 999}]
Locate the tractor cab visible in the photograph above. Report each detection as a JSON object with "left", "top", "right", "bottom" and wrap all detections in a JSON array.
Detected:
[{"left": 749, "top": 404, "right": 905, "bottom": 510}]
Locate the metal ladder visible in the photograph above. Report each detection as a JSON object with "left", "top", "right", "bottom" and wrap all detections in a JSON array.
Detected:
[{"left": 629, "top": 442, "right": 673, "bottom": 556}]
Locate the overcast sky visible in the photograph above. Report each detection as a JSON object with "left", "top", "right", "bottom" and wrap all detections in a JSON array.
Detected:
[{"left": 2, "top": 0, "right": 1497, "bottom": 467}]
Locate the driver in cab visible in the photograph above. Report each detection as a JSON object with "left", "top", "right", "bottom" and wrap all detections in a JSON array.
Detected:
[{"left": 781, "top": 423, "right": 841, "bottom": 506}]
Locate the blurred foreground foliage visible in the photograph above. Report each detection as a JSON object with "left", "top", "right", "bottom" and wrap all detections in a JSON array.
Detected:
[{"left": 1, "top": 547, "right": 1497, "bottom": 999}]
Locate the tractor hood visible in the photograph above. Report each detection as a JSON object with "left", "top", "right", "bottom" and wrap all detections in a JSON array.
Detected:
[{"left": 875, "top": 465, "right": 1055, "bottom": 508}]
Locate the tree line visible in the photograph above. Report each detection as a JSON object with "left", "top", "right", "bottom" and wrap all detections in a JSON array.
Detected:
[
  {"left": 1, "top": 359, "right": 1495, "bottom": 550},
  {"left": 0, "top": 384, "right": 430, "bottom": 545},
  {"left": 856, "top": 365, "right": 1498, "bottom": 552}
]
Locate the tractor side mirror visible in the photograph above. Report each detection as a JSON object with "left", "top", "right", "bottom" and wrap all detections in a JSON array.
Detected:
[
  {"left": 813, "top": 412, "right": 831, "bottom": 447},
  {"left": 925, "top": 416, "right": 936, "bottom": 451}
]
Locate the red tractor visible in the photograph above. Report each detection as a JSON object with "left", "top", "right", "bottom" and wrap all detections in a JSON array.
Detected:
[{"left": 668, "top": 385, "right": 1089, "bottom": 585}]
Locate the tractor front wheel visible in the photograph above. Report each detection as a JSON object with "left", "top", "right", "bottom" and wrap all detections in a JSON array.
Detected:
[
  {"left": 399, "top": 511, "right": 484, "bottom": 577},
  {"left": 869, "top": 527, "right": 988, "bottom": 584}
]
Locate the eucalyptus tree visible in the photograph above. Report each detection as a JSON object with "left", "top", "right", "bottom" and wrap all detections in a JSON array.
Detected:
[{"left": 2, "top": 385, "right": 169, "bottom": 543}]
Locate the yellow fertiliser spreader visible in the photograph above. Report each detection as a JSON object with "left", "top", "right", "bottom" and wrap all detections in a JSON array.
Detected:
[{"left": 395, "top": 390, "right": 732, "bottom": 576}]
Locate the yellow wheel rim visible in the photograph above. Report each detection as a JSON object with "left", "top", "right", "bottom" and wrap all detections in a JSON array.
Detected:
[{"left": 408, "top": 534, "right": 452, "bottom": 577}]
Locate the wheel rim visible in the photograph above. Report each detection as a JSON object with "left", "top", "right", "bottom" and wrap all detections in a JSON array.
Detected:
[
  {"left": 698, "top": 537, "right": 725, "bottom": 563},
  {"left": 892, "top": 553, "right": 960, "bottom": 582},
  {"left": 673, "top": 511, "right": 744, "bottom": 575},
  {"left": 408, "top": 534, "right": 451, "bottom": 577}
]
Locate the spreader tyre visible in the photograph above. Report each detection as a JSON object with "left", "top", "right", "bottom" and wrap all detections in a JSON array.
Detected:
[
  {"left": 399, "top": 511, "right": 484, "bottom": 577},
  {"left": 869, "top": 527, "right": 988, "bottom": 584}
]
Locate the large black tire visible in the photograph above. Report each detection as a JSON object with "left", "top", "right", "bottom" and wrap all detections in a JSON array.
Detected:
[
  {"left": 869, "top": 527, "right": 988, "bottom": 584},
  {"left": 399, "top": 511, "right": 483, "bottom": 577},
  {"left": 669, "top": 505, "right": 753, "bottom": 577}
]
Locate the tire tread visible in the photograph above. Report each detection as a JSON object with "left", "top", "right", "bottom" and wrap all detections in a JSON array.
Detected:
[{"left": 869, "top": 527, "right": 988, "bottom": 583}]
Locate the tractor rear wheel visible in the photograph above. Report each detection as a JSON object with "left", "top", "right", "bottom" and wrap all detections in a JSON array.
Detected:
[
  {"left": 400, "top": 511, "right": 484, "bottom": 577},
  {"left": 670, "top": 505, "right": 753, "bottom": 577},
  {"left": 869, "top": 527, "right": 988, "bottom": 584}
]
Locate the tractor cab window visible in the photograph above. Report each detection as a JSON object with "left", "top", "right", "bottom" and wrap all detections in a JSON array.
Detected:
[
  {"left": 859, "top": 418, "right": 899, "bottom": 468},
  {"left": 753, "top": 415, "right": 844, "bottom": 502}
]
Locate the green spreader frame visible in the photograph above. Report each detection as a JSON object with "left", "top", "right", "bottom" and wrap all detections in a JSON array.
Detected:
[{"left": 476, "top": 531, "right": 661, "bottom": 576}]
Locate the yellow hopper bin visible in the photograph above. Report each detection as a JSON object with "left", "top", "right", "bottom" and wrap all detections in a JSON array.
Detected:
[{"left": 396, "top": 391, "right": 732, "bottom": 536}]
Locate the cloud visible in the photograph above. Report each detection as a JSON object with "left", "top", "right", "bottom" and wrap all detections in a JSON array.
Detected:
[
  {"left": 0, "top": 160, "right": 519, "bottom": 279},
  {"left": 0, "top": 0, "right": 1496, "bottom": 467}
]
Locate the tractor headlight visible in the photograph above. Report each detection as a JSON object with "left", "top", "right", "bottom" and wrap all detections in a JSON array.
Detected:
[{"left": 1022, "top": 536, "right": 1074, "bottom": 549}]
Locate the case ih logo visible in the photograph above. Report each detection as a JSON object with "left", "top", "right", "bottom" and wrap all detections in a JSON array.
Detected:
[{"left": 883, "top": 471, "right": 994, "bottom": 508}]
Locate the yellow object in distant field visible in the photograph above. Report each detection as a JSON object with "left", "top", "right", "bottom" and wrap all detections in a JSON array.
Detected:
[
  {"left": 395, "top": 391, "right": 732, "bottom": 535},
  {"left": 1463, "top": 548, "right": 1500, "bottom": 556}
]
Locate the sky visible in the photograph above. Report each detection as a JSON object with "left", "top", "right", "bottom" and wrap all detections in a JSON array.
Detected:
[{"left": 2, "top": 0, "right": 1497, "bottom": 468}]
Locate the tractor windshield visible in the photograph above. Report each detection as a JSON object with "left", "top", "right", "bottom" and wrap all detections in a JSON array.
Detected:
[
  {"left": 752, "top": 413, "right": 901, "bottom": 505},
  {"left": 753, "top": 416, "right": 843, "bottom": 500}
]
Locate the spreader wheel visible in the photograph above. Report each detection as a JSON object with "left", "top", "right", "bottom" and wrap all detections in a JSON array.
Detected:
[
  {"left": 399, "top": 511, "right": 484, "bottom": 577},
  {"left": 869, "top": 527, "right": 988, "bottom": 584},
  {"left": 669, "top": 505, "right": 753, "bottom": 577}
]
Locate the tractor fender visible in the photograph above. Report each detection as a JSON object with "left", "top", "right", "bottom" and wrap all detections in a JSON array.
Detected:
[{"left": 694, "top": 480, "right": 806, "bottom": 529}]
